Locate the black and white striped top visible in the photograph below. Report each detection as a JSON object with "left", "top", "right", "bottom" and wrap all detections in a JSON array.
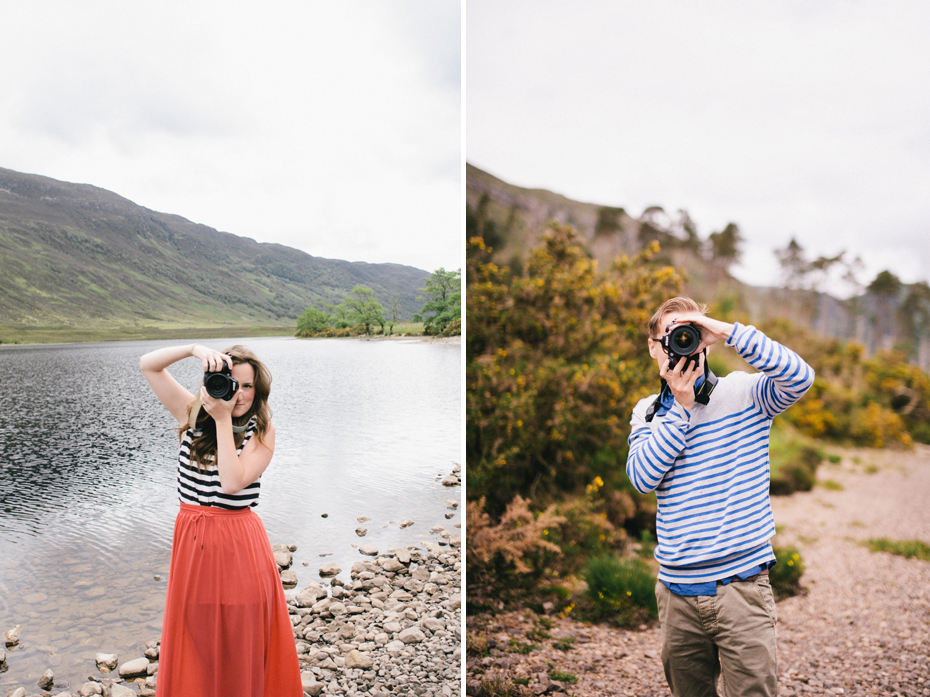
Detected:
[{"left": 177, "top": 418, "right": 261, "bottom": 509}]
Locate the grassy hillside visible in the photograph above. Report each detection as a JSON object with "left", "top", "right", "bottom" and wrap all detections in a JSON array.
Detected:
[{"left": 0, "top": 167, "right": 430, "bottom": 335}]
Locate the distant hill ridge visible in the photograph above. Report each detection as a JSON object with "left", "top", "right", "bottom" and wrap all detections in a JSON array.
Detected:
[{"left": 0, "top": 166, "right": 430, "bottom": 326}]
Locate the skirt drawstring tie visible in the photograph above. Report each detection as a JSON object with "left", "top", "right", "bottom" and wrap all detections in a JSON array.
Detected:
[{"left": 191, "top": 508, "right": 209, "bottom": 551}]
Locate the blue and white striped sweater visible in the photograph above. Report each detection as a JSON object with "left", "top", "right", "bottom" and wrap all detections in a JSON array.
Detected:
[{"left": 626, "top": 323, "right": 814, "bottom": 584}]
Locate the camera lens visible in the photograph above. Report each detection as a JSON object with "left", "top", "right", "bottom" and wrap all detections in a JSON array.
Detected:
[
  {"left": 205, "top": 373, "right": 232, "bottom": 399},
  {"left": 669, "top": 325, "right": 700, "bottom": 355}
]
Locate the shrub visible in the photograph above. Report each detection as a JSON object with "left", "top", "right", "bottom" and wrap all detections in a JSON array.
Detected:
[
  {"left": 582, "top": 555, "right": 658, "bottom": 626},
  {"left": 768, "top": 423, "right": 823, "bottom": 496},
  {"left": 542, "top": 484, "right": 630, "bottom": 576},
  {"left": 770, "top": 546, "right": 804, "bottom": 599},
  {"left": 849, "top": 402, "right": 912, "bottom": 449},
  {"left": 761, "top": 319, "right": 927, "bottom": 448},
  {"left": 466, "top": 226, "right": 683, "bottom": 516},
  {"left": 507, "top": 639, "right": 538, "bottom": 654},
  {"left": 439, "top": 316, "right": 462, "bottom": 337},
  {"left": 480, "top": 673, "right": 518, "bottom": 697},
  {"left": 466, "top": 633, "right": 489, "bottom": 657},
  {"left": 548, "top": 670, "right": 578, "bottom": 685},
  {"left": 465, "top": 496, "right": 566, "bottom": 611}
]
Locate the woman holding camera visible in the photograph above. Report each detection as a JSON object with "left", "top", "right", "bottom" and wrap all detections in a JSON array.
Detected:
[{"left": 140, "top": 343, "right": 302, "bottom": 697}]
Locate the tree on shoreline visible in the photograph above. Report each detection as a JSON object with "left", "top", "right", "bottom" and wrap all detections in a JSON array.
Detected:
[
  {"left": 341, "top": 286, "right": 386, "bottom": 336},
  {"left": 296, "top": 303, "right": 331, "bottom": 334},
  {"left": 295, "top": 286, "right": 387, "bottom": 337},
  {"left": 414, "top": 267, "right": 461, "bottom": 335}
]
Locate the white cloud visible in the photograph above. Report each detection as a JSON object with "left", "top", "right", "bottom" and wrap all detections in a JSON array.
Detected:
[
  {"left": 467, "top": 0, "right": 930, "bottom": 288},
  {"left": 0, "top": 0, "right": 462, "bottom": 273}
]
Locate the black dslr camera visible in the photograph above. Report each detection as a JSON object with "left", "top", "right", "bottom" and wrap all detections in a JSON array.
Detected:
[
  {"left": 655, "top": 321, "right": 718, "bottom": 408},
  {"left": 204, "top": 362, "right": 239, "bottom": 401},
  {"left": 659, "top": 322, "right": 703, "bottom": 370}
]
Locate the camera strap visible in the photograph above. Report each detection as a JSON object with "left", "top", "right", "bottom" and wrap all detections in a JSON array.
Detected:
[
  {"left": 695, "top": 366, "right": 718, "bottom": 405},
  {"left": 644, "top": 380, "right": 669, "bottom": 423}
]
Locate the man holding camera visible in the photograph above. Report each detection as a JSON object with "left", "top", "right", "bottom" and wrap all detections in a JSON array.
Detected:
[{"left": 626, "top": 297, "right": 814, "bottom": 697}]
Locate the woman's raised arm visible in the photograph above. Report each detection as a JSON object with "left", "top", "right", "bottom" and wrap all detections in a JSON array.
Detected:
[{"left": 140, "top": 344, "right": 232, "bottom": 426}]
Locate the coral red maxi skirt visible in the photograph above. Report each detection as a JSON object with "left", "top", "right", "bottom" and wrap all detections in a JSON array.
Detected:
[{"left": 155, "top": 503, "right": 302, "bottom": 697}]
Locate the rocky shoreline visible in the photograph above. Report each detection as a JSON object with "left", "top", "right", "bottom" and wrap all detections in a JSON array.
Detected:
[{"left": 2, "top": 467, "right": 462, "bottom": 697}]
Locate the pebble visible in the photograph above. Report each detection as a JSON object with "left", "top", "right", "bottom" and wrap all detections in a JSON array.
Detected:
[
  {"left": 290, "top": 539, "right": 461, "bottom": 696},
  {"left": 37, "top": 668, "right": 54, "bottom": 689},
  {"left": 118, "top": 656, "right": 151, "bottom": 678},
  {"left": 4, "top": 624, "right": 22, "bottom": 647},
  {"left": 95, "top": 652, "right": 118, "bottom": 671}
]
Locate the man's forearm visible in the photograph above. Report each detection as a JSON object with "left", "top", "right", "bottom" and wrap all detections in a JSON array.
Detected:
[
  {"left": 626, "top": 404, "right": 690, "bottom": 493},
  {"left": 727, "top": 323, "right": 814, "bottom": 417}
]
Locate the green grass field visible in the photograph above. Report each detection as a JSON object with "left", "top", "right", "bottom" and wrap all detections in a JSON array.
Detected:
[{"left": 0, "top": 323, "right": 297, "bottom": 345}]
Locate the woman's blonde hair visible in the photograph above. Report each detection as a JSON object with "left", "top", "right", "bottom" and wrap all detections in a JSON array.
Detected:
[{"left": 180, "top": 345, "right": 273, "bottom": 471}]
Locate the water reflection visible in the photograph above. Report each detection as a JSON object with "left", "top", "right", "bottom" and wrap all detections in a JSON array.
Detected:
[{"left": 0, "top": 336, "right": 461, "bottom": 689}]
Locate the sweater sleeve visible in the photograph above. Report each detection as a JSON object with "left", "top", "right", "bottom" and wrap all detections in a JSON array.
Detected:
[
  {"left": 625, "top": 399, "right": 691, "bottom": 494},
  {"left": 727, "top": 323, "right": 815, "bottom": 419}
]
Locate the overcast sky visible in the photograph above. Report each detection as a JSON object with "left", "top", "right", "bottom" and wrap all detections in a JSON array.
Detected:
[
  {"left": 467, "top": 1, "right": 930, "bottom": 295},
  {"left": 0, "top": 1, "right": 461, "bottom": 273}
]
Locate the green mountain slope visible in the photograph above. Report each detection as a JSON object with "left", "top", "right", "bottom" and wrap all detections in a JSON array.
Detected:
[{"left": 0, "top": 166, "right": 430, "bottom": 328}]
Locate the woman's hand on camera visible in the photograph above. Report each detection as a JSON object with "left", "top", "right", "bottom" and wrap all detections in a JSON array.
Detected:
[
  {"left": 199, "top": 385, "right": 237, "bottom": 422},
  {"left": 191, "top": 344, "right": 233, "bottom": 373}
]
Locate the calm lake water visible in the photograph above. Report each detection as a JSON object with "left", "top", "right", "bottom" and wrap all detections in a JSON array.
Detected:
[{"left": 0, "top": 336, "right": 461, "bottom": 690}]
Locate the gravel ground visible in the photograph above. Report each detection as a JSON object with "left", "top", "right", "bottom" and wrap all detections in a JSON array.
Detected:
[{"left": 466, "top": 445, "right": 930, "bottom": 696}]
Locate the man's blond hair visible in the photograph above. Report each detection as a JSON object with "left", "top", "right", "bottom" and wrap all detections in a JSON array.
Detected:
[{"left": 648, "top": 297, "right": 707, "bottom": 338}]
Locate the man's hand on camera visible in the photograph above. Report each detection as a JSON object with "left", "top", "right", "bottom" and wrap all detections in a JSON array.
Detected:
[
  {"left": 667, "top": 313, "right": 734, "bottom": 352},
  {"left": 660, "top": 351, "right": 705, "bottom": 412}
]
